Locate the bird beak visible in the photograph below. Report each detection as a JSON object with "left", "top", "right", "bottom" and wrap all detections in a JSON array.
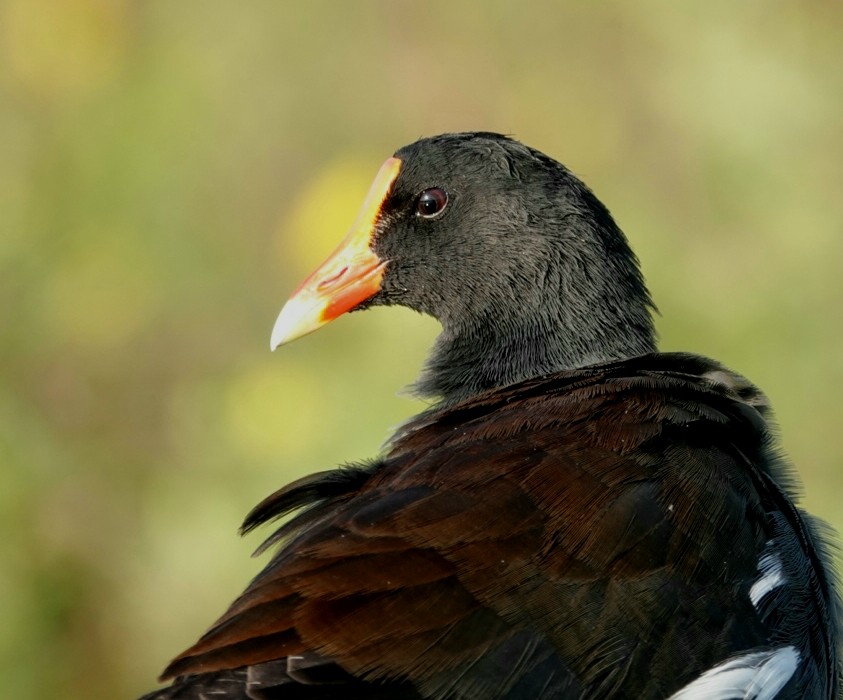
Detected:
[{"left": 270, "top": 157, "right": 402, "bottom": 350}]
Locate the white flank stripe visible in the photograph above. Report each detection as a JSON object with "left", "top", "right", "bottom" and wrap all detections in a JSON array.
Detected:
[
  {"left": 750, "top": 548, "right": 786, "bottom": 607},
  {"left": 668, "top": 646, "right": 800, "bottom": 700}
]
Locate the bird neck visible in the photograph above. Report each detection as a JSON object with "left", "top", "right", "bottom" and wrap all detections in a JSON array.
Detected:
[{"left": 413, "top": 307, "right": 657, "bottom": 406}]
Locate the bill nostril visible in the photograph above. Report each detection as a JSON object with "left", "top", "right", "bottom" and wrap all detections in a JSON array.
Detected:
[{"left": 318, "top": 266, "right": 349, "bottom": 290}]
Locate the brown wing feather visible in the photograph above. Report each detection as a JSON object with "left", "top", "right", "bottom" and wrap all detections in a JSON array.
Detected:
[{"left": 160, "top": 354, "right": 833, "bottom": 698}]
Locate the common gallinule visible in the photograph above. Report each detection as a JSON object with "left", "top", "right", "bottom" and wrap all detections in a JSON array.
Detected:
[{"left": 142, "top": 133, "right": 840, "bottom": 699}]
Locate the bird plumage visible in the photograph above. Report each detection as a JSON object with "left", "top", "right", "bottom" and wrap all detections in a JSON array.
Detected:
[{"left": 141, "top": 133, "right": 841, "bottom": 699}]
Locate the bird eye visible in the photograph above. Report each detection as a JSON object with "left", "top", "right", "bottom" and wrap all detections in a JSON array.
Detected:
[{"left": 415, "top": 188, "right": 448, "bottom": 219}]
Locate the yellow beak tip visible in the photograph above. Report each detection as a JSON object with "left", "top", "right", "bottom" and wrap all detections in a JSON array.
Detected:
[{"left": 269, "top": 296, "right": 324, "bottom": 350}]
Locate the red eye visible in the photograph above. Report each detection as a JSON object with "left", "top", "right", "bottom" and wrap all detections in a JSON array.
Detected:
[{"left": 415, "top": 188, "right": 448, "bottom": 219}]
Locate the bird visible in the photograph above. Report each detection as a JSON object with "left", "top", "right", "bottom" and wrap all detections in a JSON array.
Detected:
[{"left": 140, "top": 132, "right": 841, "bottom": 699}]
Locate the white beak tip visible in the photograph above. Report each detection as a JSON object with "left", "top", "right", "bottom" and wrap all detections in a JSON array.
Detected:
[{"left": 269, "top": 296, "right": 323, "bottom": 351}]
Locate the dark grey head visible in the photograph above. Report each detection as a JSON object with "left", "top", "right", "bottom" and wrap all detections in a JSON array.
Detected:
[{"left": 271, "top": 132, "right": 657, "bottom": 405}]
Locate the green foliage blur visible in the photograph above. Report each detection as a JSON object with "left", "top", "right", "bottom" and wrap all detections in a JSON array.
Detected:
[{"left": 1, "top": 2, "right": 841, "bottom": 698}]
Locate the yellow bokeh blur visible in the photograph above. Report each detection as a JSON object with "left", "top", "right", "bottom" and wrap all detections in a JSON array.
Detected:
[
  {"left": 223, "top": 359, "right": 322, "bottom": 463},
  {"left": 279, "top": 156, "right": 383, "bottom": 274},
  {"left": 1, "top": 0, "right": 128, "bottom": 99}
]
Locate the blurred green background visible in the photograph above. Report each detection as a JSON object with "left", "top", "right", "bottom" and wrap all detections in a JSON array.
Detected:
[{"left": 2, "top": 1, "right": 842, "bottom": 698}]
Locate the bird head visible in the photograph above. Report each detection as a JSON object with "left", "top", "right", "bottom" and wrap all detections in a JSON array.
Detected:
[{"left": 271, "top": 133, "right": 656, "bottom": 400}]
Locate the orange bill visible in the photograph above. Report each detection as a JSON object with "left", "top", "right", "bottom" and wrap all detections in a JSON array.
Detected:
[{"left": 270, "top": 157, "right": 402, "bottom": 349}]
